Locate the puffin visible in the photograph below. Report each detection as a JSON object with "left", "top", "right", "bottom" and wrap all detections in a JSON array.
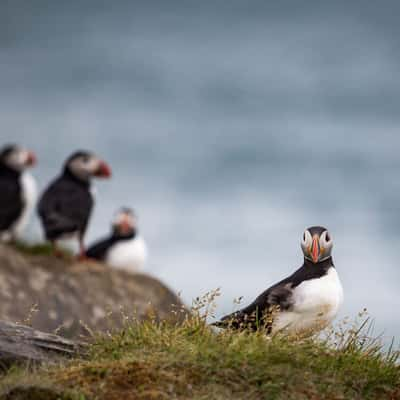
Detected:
[
  {"left": 0, "top": 144, "right": 37, "bottom": 242},
  {"left": 214, "top": 226, "right": 343, "bottom": 335},
  {"left": 37, "top": 151, "right": 111, "bottom": 257},
  {"left": 86, "top": 208, "right": 147, "bottom": 273}
]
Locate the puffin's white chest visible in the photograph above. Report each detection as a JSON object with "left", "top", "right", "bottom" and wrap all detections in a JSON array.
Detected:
[
  {"left": 10, "top": 172, "right": 37, "bottom": 239},
  {"left": 106, "top": 236, "right": 147, "bottom": 273},
  {"left": 274, "top": 268, "right": 343, "bottom": 333}
]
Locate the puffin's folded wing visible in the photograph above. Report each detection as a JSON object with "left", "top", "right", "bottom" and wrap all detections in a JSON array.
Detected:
[
  {"left": 213, "top": 283, "right": 294, "bottom": 331},
  {"left": 0, "top": 181, "right": 23, "bottom": 231},
  {"left": 212, "top": 308, "right": 261, "bottom": 330},
  {"left": 38, "top": 179, "right": 93, "bottom": 239},
  {"left": 86, "top": 238, "right": 113, "bottom": 260},
  {"left": 39, "top": 211, "right": 79, "bottom": 239},
  {"left": 0, "top": 200, "right": 22, "bottom": 231}
]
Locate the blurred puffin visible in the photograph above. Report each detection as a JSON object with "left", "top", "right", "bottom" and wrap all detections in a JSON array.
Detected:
[
  {"left": 0, "top": 144, "right": 37, "bottom": 242},
  {"left": 38, "top": 151, "right": 111, "bottom": 257},
  {"left": 86, "top": 208, "right": 147, "bottom": 273},
  {"left": 214, "top": 226, "right": 343, "bottom": 335}
]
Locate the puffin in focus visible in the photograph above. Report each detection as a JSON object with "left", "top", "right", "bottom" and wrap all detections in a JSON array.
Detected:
[
  {"left": 214, "top": 226, "right": 343, "bottom": 335},
  {"left": 37, "top": 151, "right": 111, "bottom": 257},
  {"left": 86, "top": 208, "right": 147, "bottom": 273},
  {"left": 0, "top": 144, "right": 37, "bottom": 242}
]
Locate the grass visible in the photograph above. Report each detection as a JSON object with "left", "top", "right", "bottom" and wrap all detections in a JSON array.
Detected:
[
  {"left": 12, "top": 241, "right": 74, "bottom": 258},
  {"left": 12, "top": 241, "right": 56, "bottom": 256},
  {"left": 0, "top": 293, "right": 399, "bottom": 400}
]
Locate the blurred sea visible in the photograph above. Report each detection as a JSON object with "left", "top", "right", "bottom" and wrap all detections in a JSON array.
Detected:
[{"left": 1, "top": 1, "right": 400, "bottom": 340}]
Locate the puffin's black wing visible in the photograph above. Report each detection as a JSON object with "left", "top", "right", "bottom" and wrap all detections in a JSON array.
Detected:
[
  {"left": 214, "top": 282, "right": 294, "bottom": 331},
  {"left": 38, "top": 176, "right": 93, "bottom": 240},
  {"left": 86, "top": 236, "right": 116, "bottom": 261},
  {"left": 0, "top": 174, "right": 23, "bottom": 231}
]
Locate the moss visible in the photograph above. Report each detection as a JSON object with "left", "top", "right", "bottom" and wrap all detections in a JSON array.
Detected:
[
  {"left": 0, "top": 387, "right": 76, "bottom": 400},
  {"left": 12, "top": 242, "right": 73, "bottom": 258},
  {"left": 0, "top": 369, "right": 83, "bottom": 400}
]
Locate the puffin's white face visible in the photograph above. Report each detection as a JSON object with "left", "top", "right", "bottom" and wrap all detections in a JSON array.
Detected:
[
  {"left": 112, "top": 208, "right": 137, "bottom": 236},
  {"left": 66, "top": 152, "right": 111, "bottom": 181},
  {"left": 1, "top": 145, "right": 36, "bottom": 172},
  {"left": 301, "top": 226, "right": 333, "bottom": 263}
]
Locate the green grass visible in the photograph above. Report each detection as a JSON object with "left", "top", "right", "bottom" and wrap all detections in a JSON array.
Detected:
[
  {"left": 12, "top": 241, "right": 73, "bottom": 258},
  {"left": 0, "top": 298, "right": 399, "bottom": 400}
]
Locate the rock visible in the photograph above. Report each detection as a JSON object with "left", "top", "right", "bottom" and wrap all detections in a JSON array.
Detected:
[
  {"left": 0, "top": 244, "right": 187, "bottom": 338},
  {"left": 0, "top": 320, "right": 82, "bottom": 367}
]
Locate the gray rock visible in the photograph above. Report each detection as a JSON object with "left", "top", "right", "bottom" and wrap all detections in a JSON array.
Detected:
[
  {"left": 0, "top": 245, "right": 187, "bottom": 338},
  {"left": 0, "top": 320, "right": 82, "bottom": 367}
]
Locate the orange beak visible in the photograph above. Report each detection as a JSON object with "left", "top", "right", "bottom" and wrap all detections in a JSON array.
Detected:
[
  {"left": 95, "top": 160, "right": 112, "bottom": 178},
  {"left": 116, "top": 214, "right": 135, "bottom": 235},
  {"left": 311, "top": 235, "right": 320, "bottom": 263},
  {"left": 26, "top": 151, "right": 37, "bottom": 166},
  {"left": 119, "top": 219, "right": 133, "bottom": 234}
]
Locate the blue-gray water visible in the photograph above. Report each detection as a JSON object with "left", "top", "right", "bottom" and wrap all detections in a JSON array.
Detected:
[{"left": 1, "top": 1, "right": 400, "bottom": 341}]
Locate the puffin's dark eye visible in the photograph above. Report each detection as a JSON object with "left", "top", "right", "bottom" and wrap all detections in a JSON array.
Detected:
[
  {"left": 303, "top": 232, "right": 306, "bottom": 241},
  {"left": 325, "top": 232, "right": 331, "bottom": 242},
  {"left": 82, "top": 156, "right": 90, "bottom": 163}
]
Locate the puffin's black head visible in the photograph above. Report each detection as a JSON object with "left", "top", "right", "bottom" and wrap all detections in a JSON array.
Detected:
[
  {"left": 112, "top": 208, "right": 137, "bottom": 237},
  {"left": 64, "top": 151, "right": 111, "bottom": 181},
  {"left": 0, "top": 144, "right": 37, "bottom": 172},
  {"left": 301, "top": 226, "right": 333, "bottom": 264}
]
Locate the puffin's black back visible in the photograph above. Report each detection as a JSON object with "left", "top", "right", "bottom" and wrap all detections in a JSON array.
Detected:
[
  {"left": 0, "top": 162, "right": 23, "bottom": 231},
  {"left": 86, "top": 232, "right": 136, "bottom": 260},
  {"left": 37, "top": 170, "right": 94, "bottom": 240}
]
